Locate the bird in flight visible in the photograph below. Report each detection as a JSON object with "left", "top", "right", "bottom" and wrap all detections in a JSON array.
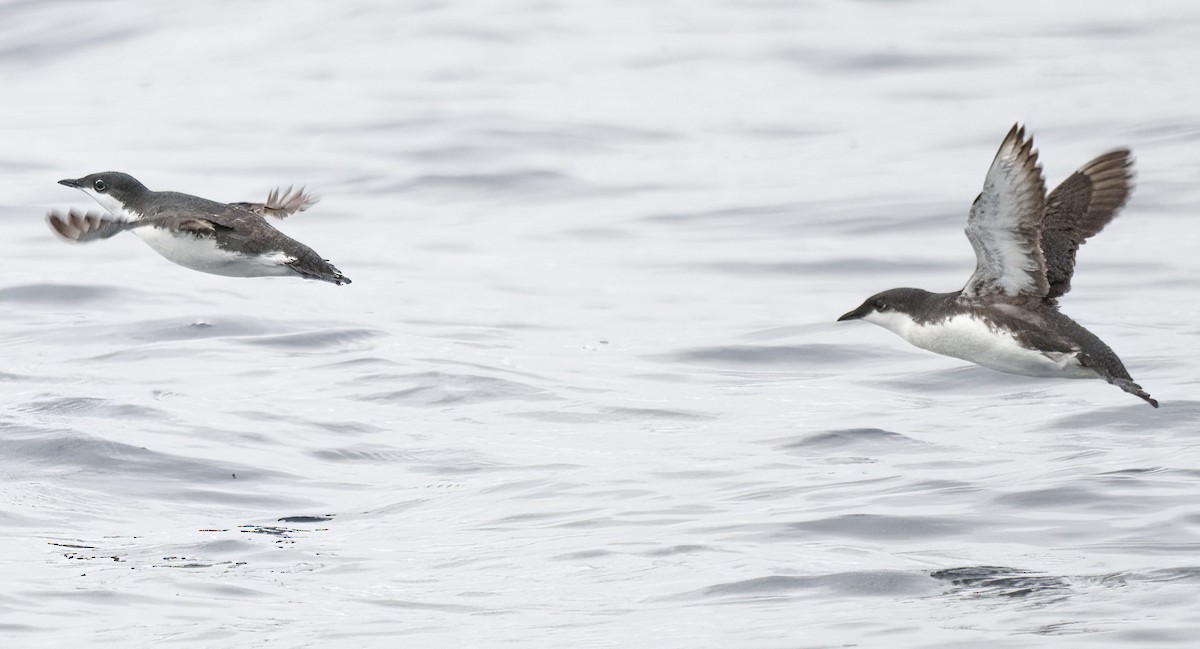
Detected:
[
  {"left": 839, "top": 125, "right": 1156, "bottom": 407},
  {"left": 50, "top": 172, "right": 350, "bottom": 285}
]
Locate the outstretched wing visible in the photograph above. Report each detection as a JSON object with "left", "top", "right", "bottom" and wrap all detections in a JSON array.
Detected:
[
  {"left": 229, "top": 185, "right": 319, "bottom": 220},
  {"left": 1041, "top": 149, "right": 1134, "bottom": 300},
  {"left": 48, "top": 208, "right": 226, "bottom": 245},
  {"left": 961, "top": 124, "right": 1048, "bottom": 301},
  {"left": 47, "top": 208, "right": 139, "bottom": 243}
]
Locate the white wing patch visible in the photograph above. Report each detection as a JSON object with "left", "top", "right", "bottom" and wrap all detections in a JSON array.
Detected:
[{"left": 961, "top": 124, "right": 1049, "bottom": 300}]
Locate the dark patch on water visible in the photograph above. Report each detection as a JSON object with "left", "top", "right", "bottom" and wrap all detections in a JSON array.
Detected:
[
  {"left": 1044, "top": 21, "right": 1147, "bottom": 39},
  {"left": 310, "top": 116, "right": 447, "bottom": 136},
  {"left": 236, "top": 328, "right": 384, "bottom": 350},
  {"left": 931, "top": 566, "right": 1070, "bottom": 600},
  {"left": 0, "top": 23, "right": 142, "bottom": 67},
  {"left": 364, "top": 598, "right": 482, "bottom": 613},
  {"left": 19, "top": 397, "right": 164, "bottom": 419},
  {"left": 780, "top": 46, "right": 998, "bottom": 74},
  {"left": 787, "top": 513, "right": 970, "bottom": 540},
  {"left": 311, "top": 446, "right": 499, "bottom": 477},
  {"left": 315, "top": 420, "right": 385, "bottom": 435},
  {"left": 317, "top": 356, "right": 401, "bottom": 371},
  {"left": 239, "top": 524, "right": 311, "bottom": 540},
  {"left": 477, "top": 122, "right": 679, "bottom": 147},
  {"left": 642, "top": 201, "right": 811, "bottom": 228},
  {"left": 394, "top": 169, "right": 583, "bottom": 198},
  {"left": 642, "top": 544, "right": 715, "bottom": 557},
  {"left": 0, "top": 283, "right": 126, "bottom": 304},
  {"left": 358, "top": 370, "right": 556, "bottom": 406},
  {"left": 1132, "top": 566, "right": 1200, "bottom": 584},
  {"left": 992, "top": 484, "right": 1109, "bottom": 509},
  {"left": 277, "top": 515, "right": 334, "bottom": 523},
  {"left": 660, "top": 343, "right": 863, "bottom": 367},
  {"left": 699, "top": 570, "right": 934, "bottom": 599},
  {"left": 684, "top": 257, "right": 961, "bottom": 277},
  {"left": 156, "top": 557, "right": 245, "bottom": 570},
  {"left": 843, "top": 209, "right": 963, "bottom": 236},
  {"left": 508, "top": 406, "right": 716, "bottom": 424},
  {"left": 555, "top": 549, "right": 614, "bottom": 560},
  {"left": 0, "top": 426, "right": 289, "bottom": 488},
  {"left": 1094, "top": 466, "right": 1170, "bottom": 477},
  {"left": 48, "top": 541, "right": 97, "bottom": 550},
  {"left": 768, "top": 426, "right": 932, "bottom": 463},
  {"left": 778, "top": 427, "right": 920, "bottom": 451},
  {"left": 311, "top": 447, "right": 433, "bottom": 463},
  {"left": 61, "top": 548, "right": 125, "bottom": 563}
]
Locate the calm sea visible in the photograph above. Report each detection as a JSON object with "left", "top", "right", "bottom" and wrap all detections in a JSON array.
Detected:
[{"left": 2, "top": 1, "right": 1198, "bottom": 647}]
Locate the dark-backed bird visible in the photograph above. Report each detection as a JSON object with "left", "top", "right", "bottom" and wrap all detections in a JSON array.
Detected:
[
  {"left": 50, "top": 172, "right": 350, "bottom": 285},
  {"left": 838, "top": 124, "right": 1156, "bottom": 407}
]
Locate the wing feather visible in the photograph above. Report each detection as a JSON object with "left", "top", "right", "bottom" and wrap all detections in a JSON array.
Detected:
[
  {"left": 961, "top": 124, "right": 1048, "bottom": 300},
  {"left": 46, "top": 208, "right": 137, "bottom": 243},
  {"left": 229, "top": 186, "right": 319, "bottom": 219},
  {"left": 1041, "top": 149, "right": 1134, "bottom": 299}
]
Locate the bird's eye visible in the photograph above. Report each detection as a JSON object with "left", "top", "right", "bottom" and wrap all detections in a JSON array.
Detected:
[
  {"left": 874, "top": 299, "right": 888, "bottom": 311},
  {"left": 93, "top": 179, "right": 107, "bottom": 192}
]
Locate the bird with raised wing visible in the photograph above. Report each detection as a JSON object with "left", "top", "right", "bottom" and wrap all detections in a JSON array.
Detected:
[{"left": 838, "top": 125, "right": 1156, "bottom": 407}]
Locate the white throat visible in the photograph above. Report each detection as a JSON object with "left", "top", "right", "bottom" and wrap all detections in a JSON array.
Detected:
[
  {"left": 80, "top": 188, "right": 140, "bottom": 221},
  {"left": 861, "top": 310, "right": 912, "bottom": 336}
]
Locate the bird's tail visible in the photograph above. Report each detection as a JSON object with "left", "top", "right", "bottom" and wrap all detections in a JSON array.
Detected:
[
  {"left": 1078, "top": 349, "right": 1158, "bottom": 408},
  {"left": 1108, "top": 377, "right": 1158, "bottom": 408},
  {"left": 287, "top": 256, "right": 351, "bottom": 286}
]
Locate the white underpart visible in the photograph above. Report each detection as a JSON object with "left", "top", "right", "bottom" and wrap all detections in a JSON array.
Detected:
[
  {"left": 862, "top": 311, "right": 1098, "bottom": 379},
  {"left": 132, "top": 228, "right": 297, "bottom": 277}
]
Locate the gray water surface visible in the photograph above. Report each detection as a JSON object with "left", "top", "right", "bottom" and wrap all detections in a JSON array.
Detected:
[{"left": 3, "top": 1, "right": 1199, "bottom": 647}]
